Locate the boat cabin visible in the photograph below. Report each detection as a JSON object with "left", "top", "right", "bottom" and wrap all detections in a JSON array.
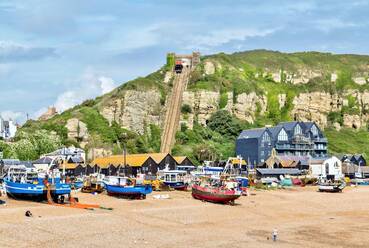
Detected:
[
  {"left": 161, "top": 170, "right": 187, "bottom": 183},
  {"left": 177, "top": 165, "right": 195, "bottom": 173}
]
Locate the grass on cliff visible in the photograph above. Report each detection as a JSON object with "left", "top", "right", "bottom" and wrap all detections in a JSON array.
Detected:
[
  {"left": 324, "top": 128, "right": 369, "bottom": 160},
  {"left": 189, "top": 50, "right": 369, "bottom": 95}
]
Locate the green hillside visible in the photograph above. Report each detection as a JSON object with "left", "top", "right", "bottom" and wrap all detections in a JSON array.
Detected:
[{"left": 3, "top": 50, "right": 369, "bottom": 163}]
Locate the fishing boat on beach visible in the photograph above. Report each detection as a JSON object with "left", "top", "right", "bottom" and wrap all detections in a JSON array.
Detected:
[
  {"left": 4, "top": 165, "right": 71, "bottom": 201},
  {"left": 318, "top": 178, "right": 346, "bottom": 193},
  {"left": 192, "top": 177, "right": 241, "bottom": 205},
  {"left": 159, "top": 170, "right": 190, "bottom": 190},
  {"left": 104, "top": 176, "right": 152, "bottom": 199},
  {"left": 81, "top": 173, "right": 104, "bottom": 193}
]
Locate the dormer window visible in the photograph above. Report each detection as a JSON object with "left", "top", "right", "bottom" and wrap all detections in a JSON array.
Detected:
[
  {"left": 294, "top": 124, "right": 302, "bottom": 135},
  {"left": 262, "top": 132, "right": 270, "bottom": 142},
  {"left": 278, "top": 129, "right": 288, "bottom": 141},
  {"left": 311, "top": 124, "right": 318, "bottom": 136}
]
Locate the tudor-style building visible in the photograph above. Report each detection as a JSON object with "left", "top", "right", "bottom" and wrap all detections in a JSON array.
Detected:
[{"left": 236, "top": 121, "right": 328, "bottom": 166}]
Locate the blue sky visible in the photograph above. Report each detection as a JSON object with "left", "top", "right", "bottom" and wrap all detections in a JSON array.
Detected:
[{"left": 1, "top": 0, "right": 369, "bottom": 123}]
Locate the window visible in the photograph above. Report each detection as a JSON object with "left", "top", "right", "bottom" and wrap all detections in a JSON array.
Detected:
[
  {"left": 171, "top": 174, "right": 176, "bottom": 182},
  {"left": 311, "top": 125, "right": 318, "bottom": 136},
  {"left": 294, "top": 124, "right": 302, "bottom": 135},
  {"left": 261, "top": 151, "right": 264, "bottom": 156},
  {"left": 262, "top": 132, "right": 270, "bottom": 142},
  {"left": 278, "top": 129, "right": 288, "bottom": 141}
]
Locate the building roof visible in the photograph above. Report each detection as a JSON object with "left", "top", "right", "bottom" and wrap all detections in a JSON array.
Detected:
[
  {"left": 340, "top": 154, "right": 366, "bottom": 163},
  {"left": 230, "top": 158, "right": 247, "bottom": 165},
  {"left": 1, "top": 159, "right": 20, "bottom": 165},
  {"left": 68, "top": 156, "right": 84, "bottom": 163},
  {"left": 256, "top": 168, "right": 301, "bottom": 175},
  {"left": 238, "top": 128, "right": 266, "bottom": 139},
  {"left": 278, "top": 121, "right": 299, "bottom": 131},
  {"left": 268, "top": 125, "right": 283, "bottom": 138},
  {"left": 91, "top": 155, "right": 151, "bottom": 168},
  {"left": 59, "top": 163, "right": 79, "bottom": 170},
  {"left": 342, "top": 164, "right": 369, "bottom": 174},
  {"left": 264, "top": 155, "right": 310, "bottom": 168},
  {"left": 45, "top": 147, "right": 85, "bottom": 156},
  {"left": 33, "top": 157, "right": 53, "bottom": 164},
  {"left": 126, "top": 153, "right": 169, "bottom": 164},
  {"left": 173, "top": 156, "right": 186, "bottom": 164},
  {"left": 303, "top": 122, "right": 315, "bottom": 130},
  {"left": 238, "top": 121, "right": 322, "bottom": 140}
]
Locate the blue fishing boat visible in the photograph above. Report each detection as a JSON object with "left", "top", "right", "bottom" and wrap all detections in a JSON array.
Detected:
[
  {"left": 160, "top": 170, "right": 189, "bottom": 190},
  {"left": 104, "top": 176, "right": 152, "bottom": 199},
  {"left": 4, "top": 166, "right": 71, "bottom": 200}
]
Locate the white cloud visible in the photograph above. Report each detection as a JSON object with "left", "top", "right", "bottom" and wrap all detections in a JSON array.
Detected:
[
  {"left": 185, "top": 28, "right": 278, "bottom": 50},
  {"left": 314, "top": 18, "right": 359, "bottom": 32},
  {"left": 99, "top": 76, "right": 116, "bottom": 94},
  {"left": 53, "top": 69, "right": 116, "bottom": 112},
  {"left": 105, "top": 24, "right": 160, "bottom": 52},
  {"left": 0, "top": 110, "right": 25, "bottom": 123},
  {"left": 0, "top": 40, "right": 56, "bottom": 62},
  {"left": 32, "top": 107, "right": 48, "bottom": 119}
]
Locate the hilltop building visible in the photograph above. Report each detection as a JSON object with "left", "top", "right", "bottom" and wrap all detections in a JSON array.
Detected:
[
  {"left": 236, "top": 121, "right": 328, "bottom": 166},
  {"left": 38, "top": 106, "right": 58, "bottom": 121},
  {"left": 0, "top": 117, "right": 17, "bottom": 140}
]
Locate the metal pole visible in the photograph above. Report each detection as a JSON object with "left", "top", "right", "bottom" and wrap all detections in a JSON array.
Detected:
[
  {"left": 122, "top": 133, "right": 127, "bottom": 176},
  {"left": 124, "top": 143, "right": 126, "bottom": 167}
]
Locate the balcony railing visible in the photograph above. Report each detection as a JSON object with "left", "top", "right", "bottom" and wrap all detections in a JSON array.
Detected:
[
  {"left": 313, "top": 137, "right": 328, "bottom": 143},
  {"left": 314, "top": 146, "right": 327, "bottom": 150},
  {"left": 276, "top": 144, "right": 314, "bottom": 150},
  {"left": 292, "top": 134, "right": 313, "bottom": 144}
]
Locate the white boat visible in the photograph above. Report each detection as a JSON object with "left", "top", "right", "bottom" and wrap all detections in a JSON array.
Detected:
[{"left": 318, "top": 179, "right": 346, "bottom": 192}]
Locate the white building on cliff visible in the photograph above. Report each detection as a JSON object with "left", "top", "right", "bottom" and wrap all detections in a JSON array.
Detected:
[{"left": 0, "top": 117, "right": 17, "bottom": 140}]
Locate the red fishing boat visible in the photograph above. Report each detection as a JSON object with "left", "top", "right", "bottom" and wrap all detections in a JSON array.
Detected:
[{"left": 191, "top": 178, "right": 241, "bottom": 205}]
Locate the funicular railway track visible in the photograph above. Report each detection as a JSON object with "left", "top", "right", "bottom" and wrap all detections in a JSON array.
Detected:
[{"left": 160, "top": 68, "right": 189, "bottom": 153}]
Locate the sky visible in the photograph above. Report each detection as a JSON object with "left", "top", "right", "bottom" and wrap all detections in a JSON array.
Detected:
[{"left": 1, "top": 0, "right": 369, "bottom": 123}]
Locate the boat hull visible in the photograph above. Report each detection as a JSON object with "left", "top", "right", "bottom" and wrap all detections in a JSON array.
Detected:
[
  {"left": 4, "top": 179, "right": 71, "bottom": 199},
  {"left": 105, "top": 184, "right": 152, "bottom": 197},
  {"left": 163, "top": 181, "right": 187, "bottom": 190},
  {"left": 319, "top": 184, "right": 345, "bottom": 193},
  {"left": 192, "top": 185, "right": 241, "bottom": 204}
]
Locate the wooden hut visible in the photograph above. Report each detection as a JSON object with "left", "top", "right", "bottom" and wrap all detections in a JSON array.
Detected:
[
  {"left": 91, "top": 155, "right": 157, "bottom": 176},
  {"left": 74, "top": 164, "right": 86, "bottom": 176},
  {"left": 85, "top": 164, "right": 95, "bottom": 175},
  {"left": 173, "top": 156, "right": 195, "bottom": 166}
]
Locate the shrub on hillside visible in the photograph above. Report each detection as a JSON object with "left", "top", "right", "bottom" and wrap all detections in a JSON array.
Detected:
[
  {"left": 181, "top": 104, "right": 192, "bottom": 114},
  {"left": 207, "top": 110, "right": 242, "bottom": 138}
]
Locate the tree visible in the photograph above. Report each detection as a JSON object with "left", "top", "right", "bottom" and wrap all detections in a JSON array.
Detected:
[
  {"left": 0, "top": 141, "right": 15, "bottom": 159},
  {"left": 207, "top": 110, "right": 242, "bottom": 138},
  {"left": 14, "top": 130, "right": 62, "bottom": 160},
  {"left": 181, "top": 104, "right": 192, "bottom": 114},
  {"left": 193, "top": 143, "right": 218, "bottom": 162}
]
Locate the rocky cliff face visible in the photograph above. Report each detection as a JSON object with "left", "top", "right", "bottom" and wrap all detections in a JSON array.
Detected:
[
  {"left": 178, "top": 89, "right": 369, "bottom": 131},
  {"left": 84, "top": 86, "right": 369, "bottom": 135},
  {"left": 100, "top": 90, "right": 164, "bottom": 134}
]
